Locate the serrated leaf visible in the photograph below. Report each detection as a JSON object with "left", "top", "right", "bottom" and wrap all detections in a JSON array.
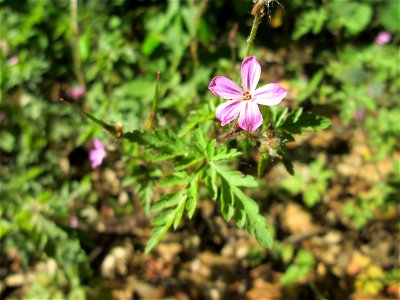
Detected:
[
  {"left": 217, "top": 168, "right": 258, "bottom": 188},
  {"left": 278, "top": 144, "right": 294, "bottom": 175},
  {"left": 136, "top": 181, "right": 153, "bottom": 216},
  {"left": 186, "top": 175, "right": 199, "bottom": 219},
  {"left": 232, "top": 187, "right": 273, "bottom": 248},
  {"left": 206, "top": 139, "right": 216, "bottom": 160},
  {"left": 204, "top": 166, "right": 218, "bottom": 200},
  {"left": 220, "top": 178, "right": 235, "bottom": 221},
  {"left": 174, "top": 156, "right": 203, "bottom": 171},
  {"left": 173, "top": 199, "right": 186, "bottom": 230},
  {"left": 124, "top": 129, "right": 190, "bottom": 160},
  {"left": 159, "top": 172, "right": 192, "bottom": 187},
  {"left": 213, "top": 145, "right": 242, "bottom": 161},
  {"left": 273, "top": 108, "right": 289, "bottom": 128},
  {"left": 145, "top": 225, "right": 170, "bottom": 253},
  {"left": 257, "top": 152, "right": 270, "bottom": 177},
  {"left": 151, "top": 192, "right": 183, "bottom": 213},
  {"left": 152, "top": 209, "right": 174, "bottom": 226},
  {"left": 146, "top": 191, "right": 187, "bottom": 253},
  {"left": 213, "top": 166, "right": 273, "bottom": 248},
  {"left": 281, "top": 108, "right": 332, "bottom": 134},
  {"left": 234, "top": 201, "right": 246, "bottom": 228},
  {"left": 193, "top": 127, "right": 207, "bottom": 155}
]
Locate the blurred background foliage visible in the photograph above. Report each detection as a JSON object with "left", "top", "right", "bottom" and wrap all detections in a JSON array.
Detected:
[{"left": 0, "top": 0, "right": 399, "bottom": 299}]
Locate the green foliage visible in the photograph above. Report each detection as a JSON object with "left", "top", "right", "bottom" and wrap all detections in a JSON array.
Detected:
[
  {"left": 293, "top": 2, "right": 373, "bottom": 39},
  {"left": 281, "top": 250, "right": 315, "bottom": 286},
  {"left": 342, "top": 182, "right": 394, "bottom": 229},
  {"left": 281, "top": 159, "right": 334, "bottom": 207},
  {"left": 1, "top": 0, "right": 397, "bottom": 298},
  {"left": 130, "top": 127, "right": 273, "bottom": 252},
  {"left": 257, "top": 108, "right": 331, "bottom": 176}
]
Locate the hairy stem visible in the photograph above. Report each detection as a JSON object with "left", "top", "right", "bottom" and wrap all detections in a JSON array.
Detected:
[{"left": 245, "top": 9, "right": 263, "bottom": 58}]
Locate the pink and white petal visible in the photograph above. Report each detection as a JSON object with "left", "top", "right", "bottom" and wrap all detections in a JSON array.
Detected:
[
  {"left": 238, "top": 101, "right": 263, "bottom": 132},
  {"left": 216, "top": 100, "right": 243, "bottom": 126},
  {"left": 93, "top": 139, "right": 104, "bottom": 150},
  {"left": 208, "top": 76, "right": 243, "bottom": 100},
  {"left": 253, "top": 83, "right": 287, "bottom": 106},
  {"left": 241, "top": 56, "right": 261, "bottom": 93}
]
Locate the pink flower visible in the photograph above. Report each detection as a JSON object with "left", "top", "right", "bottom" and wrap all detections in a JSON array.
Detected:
[
  {"left": 70, "top": 215, "right": 79, "bottom": 229},
  {"left": 68, "top": 86, "right": 86, "bottom": 100},
  {"left": 0, "top": 111, "right": 5, "bottom": 123},
  {"left": 208, "top": 56, "right": 287, "bottom": 131},
  {"left": 7, "top": 56, "right": 19, "bottom": 65},
  {"left": 375, "top": 31, "right": 391, "bottom": 45},
  {"left": 89, "top": 139, "right": 106, "bottom": 169}
]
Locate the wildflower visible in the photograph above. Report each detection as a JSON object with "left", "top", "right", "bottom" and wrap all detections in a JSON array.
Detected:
[
  {"left": 68, "top": 86, "right": 86, "bottom": 100},
  {"left": 208, "top": 56, "right": 287, "bottom": 131},
  {"left": 89, "top": 139, "right": 106, "bottom": 169},
  {"left": 353, "top": 109, "right": 366, "bottom": 121},
  {"left": 7, "top": 55, "right": 18, "bottom": 65},
  {"left": 70, "top": 215, "right": 79, "bottom": 229},
  {"left": 375, "top": 31, "right": 391, "bottom": 45}
]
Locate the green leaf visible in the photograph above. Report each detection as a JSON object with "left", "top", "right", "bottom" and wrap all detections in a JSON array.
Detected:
[
  {"left": 217, "top": 168, "right": 258, "bottom": 188},
  {"left": 174, "top": 156, "right": 203, "bottom": 171},
  {"left": 186, "top": 175, "right": 199, "bottom": 219},
  {"left": 206, "top": 139, "right": 216, "bottom": 160},
  {"left": 193, "top": 127, "right": 207, "bottom": 156},
  {"left": 328, "top": 3, "right": 372, "bottom": 36},
  {"left": 278, "top": 144, "right": 294, "bottom": 175},
  {"left": 173, "top": 201, "right": 185, "bottom": 230},
  {"left": 136, "top": 181, "right": 154, "bottom": 216},
  {"left": 124, "top": 129, "right": 191, "bottom": 160},
  {"left": 213, "top": 165, "right": 273, "bottom": 248},
  {"left": 257, "top": 152, "right": 270, "bottom": 177},
  {"left": 59, "top": 99, "right": 118, "bottom": 137},
  {"left": 152, "top": 209, "right": 175, "bottom": 226},
  {"left": 280, "top": 108, "right": 332, "bottom": 134},
  {"left": 204, "top": 166, "right": 218, "bottom": 200},
  {"left": 213, "top": 145, "right": 242, "bottom": 161},
  {"left": 141, "top": 33, "right": 161, "bottom": 56},
  {"left": 220, "top": 178, "right": 235, "bottom": 221},
  {"left": 78, "top": 30, "right": 90, "bottom": 62},
  {"left": 145, "top": 191, "right": 187, "bottom": 253},
  {"left": 145, "top": 225, "right": 171, "bottom": 254},
  {"left": 159, "top": 172, "right": 192, "bottom": 187},
  {"left": 273, "top": 108, "right": 289, "bottom": 128},
  {"left": 151, "top": 192, "right": 183, "bottom": 213},
  {"left": 378, "top": 1, "right": 400, "bottom": 32}
]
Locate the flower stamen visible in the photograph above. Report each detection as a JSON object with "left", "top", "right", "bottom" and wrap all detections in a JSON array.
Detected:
[{"left": 243, "top": 91, "right": 252, "bottom": 100}]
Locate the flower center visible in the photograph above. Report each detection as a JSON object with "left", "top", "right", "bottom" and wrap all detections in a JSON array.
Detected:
[{"left": 243, "top": 91, "right": 252, "bottom": 100}]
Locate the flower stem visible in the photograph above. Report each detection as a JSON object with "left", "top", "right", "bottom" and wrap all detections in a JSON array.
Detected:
[{"left": 245, "top": 9, "right": 263, "bottom": 58}]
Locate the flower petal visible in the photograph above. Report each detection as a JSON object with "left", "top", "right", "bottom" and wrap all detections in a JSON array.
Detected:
[
  {"left": 208, "top": 76, "right": 243, "bottom": 100},
  {"left": 241, "top": 56, "right": 261, "bottom": 93},
  {"left": 93, "top": 139, "right": 104, "bottom": 150},
  {"left": 216, "top": 100, "right": 243, "bottom": 126},
  {"left": 254, "top": 83, "right": 287, "bottom": 106},
  {"left": 238, "top": 101, "right": 263, "bottom": 131}
]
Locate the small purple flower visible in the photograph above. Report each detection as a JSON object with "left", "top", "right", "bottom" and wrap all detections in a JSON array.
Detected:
[
  {"left": 353, "top": 109, "right": 366, "bottom": 121},
  {"left": 7, "top": 56, "right": 19, "bottom": 65},
  {"left": 70, "top": 215, "right": 79, "bottom": 229},
  {"left": 0, "top": 111, "right": 5, "bottom": 123},
  {"left": 208, "top": 56, "right": 287, "bottom": 131},
  {"left": 375, "top": 31, "right": 391, "bottom": 45},
  {"left": 89, "top": 139, "right": 106, "bottom": 169},
  {"left": 68, "top": 86, "right": 86, "bottom": 100}
]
